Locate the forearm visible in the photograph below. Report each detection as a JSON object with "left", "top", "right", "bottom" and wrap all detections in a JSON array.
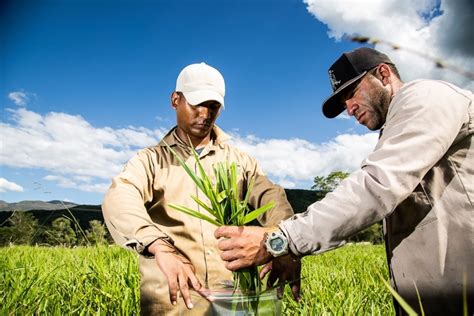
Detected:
[{"left": 280, "top": 169, "right": 393, "bottom": 256}]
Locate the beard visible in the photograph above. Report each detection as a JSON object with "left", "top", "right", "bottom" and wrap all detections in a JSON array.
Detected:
[{"left": 366, "top": 83, "right": 392, "bottom": 131}]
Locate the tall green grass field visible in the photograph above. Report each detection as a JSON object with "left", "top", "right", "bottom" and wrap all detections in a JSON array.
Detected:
[{"left": 1, "top": 244, "right": 394, "bottom": 315}]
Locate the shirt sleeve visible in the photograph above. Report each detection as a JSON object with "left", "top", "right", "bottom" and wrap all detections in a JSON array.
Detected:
[
  {"left": 102, "top": 148, "right": 172, "bottom": 256},
  {"left": 280, "top": 80, "right": 470, "bottom": 256}
]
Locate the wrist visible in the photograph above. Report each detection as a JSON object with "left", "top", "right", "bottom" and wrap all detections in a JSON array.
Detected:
[
  {"left": 264, "top": 226, "right": 289, "bottom": 258},
  {"left": 147, "top": 238, "right": 174, "bottom": 256}
]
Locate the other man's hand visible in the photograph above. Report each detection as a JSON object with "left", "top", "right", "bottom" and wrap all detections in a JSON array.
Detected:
[
  {"left": 260, "top": 256, "right": 301, "bottom": 302},
  {"left": 214, "top": 226, "right": 274, "bottom": 270}
]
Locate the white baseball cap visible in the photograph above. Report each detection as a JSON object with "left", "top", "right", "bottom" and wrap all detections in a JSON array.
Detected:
[{"left": 176, "top": 62, "right": 225, "bottom": 107}]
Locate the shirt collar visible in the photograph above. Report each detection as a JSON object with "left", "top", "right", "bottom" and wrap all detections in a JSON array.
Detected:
[{"left": 159, "top": 125, "right": 231, "bottom": 149}]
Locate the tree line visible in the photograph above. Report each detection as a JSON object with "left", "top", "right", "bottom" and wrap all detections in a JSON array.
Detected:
[
  {"left": 0, "top": 212, "right": 112, "bottom": 247},
  {"left": 0, "top": 172, "right": 383, "bottom": 247}
]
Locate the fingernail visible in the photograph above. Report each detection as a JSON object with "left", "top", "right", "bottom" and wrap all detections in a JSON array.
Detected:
[
  {"left": 172, "top": 301, "right": 177, "bottom": 306},
  {"left": 188, "top": 302, "right": 194, "bottom": 309}
]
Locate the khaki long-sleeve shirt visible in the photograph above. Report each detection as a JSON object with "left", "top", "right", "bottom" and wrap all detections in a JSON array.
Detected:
[{"left": 102, "top": 125, "right": 293, "bottom": 315}]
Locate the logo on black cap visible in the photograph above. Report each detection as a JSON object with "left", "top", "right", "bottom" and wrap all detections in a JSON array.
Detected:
[{"left": 328, "top": 69, "right": 341, "bottom": 91}]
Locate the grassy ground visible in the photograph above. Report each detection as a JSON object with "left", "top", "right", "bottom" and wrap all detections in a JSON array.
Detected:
[{"left": 1, "top": 244, "right": 394, "bottom": 315}]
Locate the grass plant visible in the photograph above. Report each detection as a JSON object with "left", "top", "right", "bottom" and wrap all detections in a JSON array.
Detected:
[
  {"left": 1, "top": 244, "right": 394, "bottom": 315},
  {"left": 1, "top": 245, "right": 140, "bottom": 315}
]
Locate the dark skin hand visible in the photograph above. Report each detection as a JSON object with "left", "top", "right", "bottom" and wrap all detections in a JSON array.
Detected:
[
  {"left": 260, "top": 256, "right": 302, "bottom": 301},
  {"left": 147, "top": 239, "right": 207, "bottom": 309},
  {"left": 215, "top": 226, "right": 302, "bottom": 302}
]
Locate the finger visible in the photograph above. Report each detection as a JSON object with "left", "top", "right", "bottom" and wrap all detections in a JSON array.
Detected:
[
  {"left": 217, "top": 237, "right": 235, "bottom": 251},
  {"left": 183, "top": 264, "right": 201, "bottom": 291},
  {"left": 177, "top": 272, "right": 193, "bottom": 309},
  {"left": 267, "top": 270, "right": 278, "bottom": 288},
  {"left": 291, "top": 281, "right": 301, "bottom": 302},
  {"left": 214, "top": 226, "right": 241, "bottom": 239},
  {"left": 276, "top": 285, "right": 284, "bottom": 300},
  {"left": 167, "top": 276, "right": 179, "bottom": 306},
  {"left": 259, "top": 263, "right": 272, "bottom": 279},
  {"left": 219, "top": 249, "right": 242, "bottom": 262},
  {"left": 225, "top": 258, "right": 249, "bottom": 272},
  {"left": 195, "top": 286, "right": 214, "bottom": 302}
]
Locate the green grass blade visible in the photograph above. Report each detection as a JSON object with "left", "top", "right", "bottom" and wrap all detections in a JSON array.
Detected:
[
  {"left": 413, "top": 281, "right": 425, "bottom": 316},
  {"left": 168, "top": 203, "right": 221, "bottom": 226},
  {"left": 243, "top": 201, "right": 275, "bottom": 224},
  {"left": 190, "top": 143, "right": 214, "bottom": 194},
  {"left": 162, "top": 140, "right": 206, "bottom": 193},
  {"left": 190, "top": 196, "right": 220, "bottom": 219},
  {"left": 216, "top": 190, "right": 227, "bottom": 204},
  {"left": 242, "top": 176, "right": 255, "bottom": 209},
  {"left": 229, "top": 163, "right": 240, "bottom": 222},
  {"left": 228, "top": 204, "right": 246, "bottom": 225},
  {"left": 379, "top": 274, "right": 417, "bottom": 316}
]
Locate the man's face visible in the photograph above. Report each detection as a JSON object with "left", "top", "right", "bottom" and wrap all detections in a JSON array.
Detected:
[
  {"left": 342, "top": 73, "right": 391, "bottom": 131},
  {"left": 173, "top": 92, "right": 221, "bottom": 140}
]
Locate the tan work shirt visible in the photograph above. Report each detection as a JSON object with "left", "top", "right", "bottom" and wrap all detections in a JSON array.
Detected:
[{"left": 102, "top": 125, "right": 293, "bottom": 315}]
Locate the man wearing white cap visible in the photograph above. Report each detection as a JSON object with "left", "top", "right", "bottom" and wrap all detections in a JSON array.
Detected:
[{"left": 102, "top": 62, "right": 300, "bottom": 315}]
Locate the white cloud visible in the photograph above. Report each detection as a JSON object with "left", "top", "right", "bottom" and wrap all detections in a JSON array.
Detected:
[
  {"left": 8, "top": 91, "right": 36, "bottom": 107},
  {"left": 8, "top": 92, "right": 29, "bottom": 106},
  {"left": 1, "top": 107, "right": 378, "bottom": 193},
  {"left": 1, "top": 108, "right": 166, "bottom": 193},
  {"left": 0, "top": 178, "right": 24, "bottom": 193},
  {"left": 304, "top": 0, "right": 474, "bottom": 91},
  {"left": 230, "top": 132, "right": 378, "bottom": 188},
  {"left": 44, "top": 175, "right": 110, "bottom": 193}
]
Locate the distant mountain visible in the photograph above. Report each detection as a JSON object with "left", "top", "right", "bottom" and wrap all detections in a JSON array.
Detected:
[
  {"left": 0, "top": 200, "right": 78, "bottom": 212},
  {"left": 0, "top": 200, "right": 8, "bottom": 209},
  {"left": 0, "top": 189, "right": 320, "bottom": 230}
]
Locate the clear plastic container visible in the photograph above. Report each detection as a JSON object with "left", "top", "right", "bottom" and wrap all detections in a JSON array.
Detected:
[{"left": 179, "top": 288, "right": 281, "bottom": 315}]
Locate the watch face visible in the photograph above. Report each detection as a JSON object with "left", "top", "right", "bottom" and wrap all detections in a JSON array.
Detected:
[{"left": 270, "top": 236, "right": 285, "bottom": 251}]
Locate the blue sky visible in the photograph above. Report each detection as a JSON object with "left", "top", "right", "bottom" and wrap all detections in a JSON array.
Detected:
[{"left": 1, "top": 0, "right": 472, "bottom": 204}]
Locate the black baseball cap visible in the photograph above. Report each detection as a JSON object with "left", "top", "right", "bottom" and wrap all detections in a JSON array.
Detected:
[{"left": 322, "top": 47, "right": 394, "bottom": 118}]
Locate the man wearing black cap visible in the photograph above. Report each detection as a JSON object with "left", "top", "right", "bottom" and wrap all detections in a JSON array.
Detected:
[{"left": 215, "top": 47, "right": 473, "bottom": 315}]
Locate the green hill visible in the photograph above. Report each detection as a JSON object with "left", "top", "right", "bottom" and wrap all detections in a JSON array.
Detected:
[{"left": 0, "top": 189, "right": 319, "bottom": 230}]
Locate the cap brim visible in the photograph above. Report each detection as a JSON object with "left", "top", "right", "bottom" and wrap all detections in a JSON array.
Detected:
[
  {"left": 182, "top": 90, "right": 225, "bottom": 108},
  {"left": 322, "top": 71, "right": 367, "bottom": 118}
]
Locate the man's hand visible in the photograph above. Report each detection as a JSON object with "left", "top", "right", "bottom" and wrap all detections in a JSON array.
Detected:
[
  {"left": 214, "top": 226, "right": 274, "bottom": 270},
  {"left": 215, "top": 226, "right": 302, "bottom": 303},
  {"left": 260, "top": 256, "right": 301, "bottom": 302},
  {"left": 147, "top": 239, "right": 202, "bottom": 310}
]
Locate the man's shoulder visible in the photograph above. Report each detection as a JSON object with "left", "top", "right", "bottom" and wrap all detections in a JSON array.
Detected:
[{"left": 402, "top": 79, "right": 470, "bottom": 97}]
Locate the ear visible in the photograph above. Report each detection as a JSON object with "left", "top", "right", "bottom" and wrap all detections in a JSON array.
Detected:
[
  {"left": 171, "top": 92, "right": 180, "bottom": 109},
  {"left": 378, "top": 64, "right": 391, "bottom": 86}
]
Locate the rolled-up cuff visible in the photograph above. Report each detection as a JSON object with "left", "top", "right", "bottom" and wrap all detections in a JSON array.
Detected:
[{"left": 124, "top": 225, "right": 174, "bottom": 258}]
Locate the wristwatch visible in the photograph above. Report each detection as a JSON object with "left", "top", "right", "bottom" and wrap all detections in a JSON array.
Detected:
[{"left": 264, "top": 227, "right": 289, "bottom": 257}]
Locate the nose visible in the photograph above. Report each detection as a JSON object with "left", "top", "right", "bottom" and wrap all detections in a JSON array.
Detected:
[
  {"left": 197, "top": 105, "right": 211, "bottom": 118},
  {"left": 345, "top": 99, "right": 358, "bottom": 116}
]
